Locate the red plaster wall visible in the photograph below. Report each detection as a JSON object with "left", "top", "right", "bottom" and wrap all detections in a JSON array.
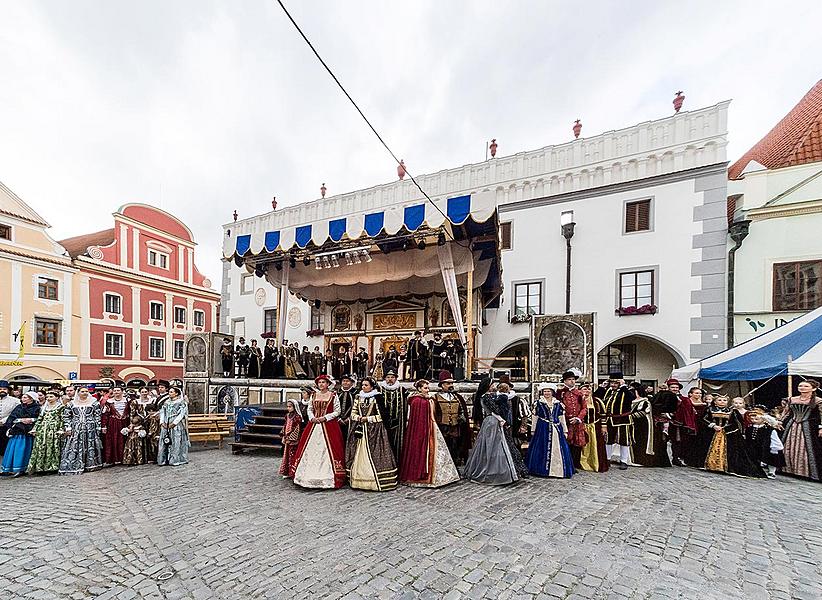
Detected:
[
  {"left": 89, "top": 324, "right": 132, "bottom": 360},
  {"left": 89, "top": 278, "right": 133, "bottom": 321}
]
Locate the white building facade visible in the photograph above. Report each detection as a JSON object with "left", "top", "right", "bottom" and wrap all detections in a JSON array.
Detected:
[{"left": 221, "top": 101, "right": 730, "bottom": 385}]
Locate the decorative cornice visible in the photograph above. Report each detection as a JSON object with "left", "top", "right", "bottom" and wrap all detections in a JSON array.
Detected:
[{"left": 747, "top": 198, "right": 822, "bottom": 222}]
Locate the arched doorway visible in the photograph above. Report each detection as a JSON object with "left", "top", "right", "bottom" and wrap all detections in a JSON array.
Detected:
[
  {"left": 491, "top": 338, "right": 529, "bottom": 380},
  {"left": 597, "top": 334, "right": 684, "bottom": 387}
]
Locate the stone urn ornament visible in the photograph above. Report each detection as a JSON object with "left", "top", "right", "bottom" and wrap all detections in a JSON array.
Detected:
[
  {"left": 271, "top": 196, "right": 277, "bottom": 211},
  {"left": 489, "top": 138, "right": 498, "bottom": 158},
  {"left": 233, "top": 209, "right": 238, "bottom": 222},
  {"left": 397, "top": 159, "right": 406, "bottom": 180},
  {"left": 673, "top": 91, "right": 685, "bottom": 113},
  {"left": 572, "top": 119, "right": 582, "bottom": 139},
  {"left": 320, "top": 183, "right": 327, "bottom": 198}
]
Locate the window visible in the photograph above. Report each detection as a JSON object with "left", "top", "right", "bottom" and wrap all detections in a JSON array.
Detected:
[
  {"left": 264, "top": 309, "right": 277, "bottom": 333},
  {"left": 148, "top": 249, "right": 168, "bottom": 269},
  {"left": 625, "top": 199, "right": 651, "bottom": 233},
  {"left": 105, "top": 333, "right": 124, "bottom": 357},
  {"left": 150, "top": 301, "right": 164, "bottom": 321},
  {"left": 173, "top": 339, "right": 185, "bottom": 360},
  {"left": 619, "top": 270, "right": 654, "bottom": 309},
  {"left": 174, "top": 306, "right": 186, "bottom": 324},
  {"left": 38, "top": 277, "right": 59, "bottom": 301},
  {"left": 310, "top": 305, "right": 323, "bottom": 331},
  {"left": 500, "top": 222, "right": 513, "bottom": 250},
  {"left": 35, "top": 319, "right": 60, "bottom": 346},
  {"left": 514, "top": 282, "right": 542, "bottom": 317},
  {"left": 598, "top": 344, "right": 637, "bottom": 377},
  {"left": 104, "top": 293, "right": 122, "bottom": 314},
  {"left": 193, "top": 310, "right": 205, "bottom": 327},
  {"left": 240, "top": 273, "right": 254, "bottom": 295},
  {"left": 773, "top": 260, "right": 822, "bottom": 311},
  {"left": 149, "top": 338, "right": 165, "bottom": 359},
  {"left": 0, "top": 224, "right": 10, "bottom": 240}
]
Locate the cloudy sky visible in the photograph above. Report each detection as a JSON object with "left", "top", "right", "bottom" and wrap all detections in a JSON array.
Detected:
[{"left": 1, "top": 1, "right": 820, "bottom": 285}]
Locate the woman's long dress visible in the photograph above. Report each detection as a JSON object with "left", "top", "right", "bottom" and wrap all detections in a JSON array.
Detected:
[
  {"left": 580, "top": 397, "right": 608, "bottom": 472},
  {"left": 683, "top": 403, "right": 711, "bottom": 468},
  {"left": 399, "top": 394, "right": 460, "bottom": 488},
  {"left": 157, "top": 399, "right": 190, "bottom": 466},
  {"left": 630, "top": 397, "right": 657, "bottom": 467},
  {"left": 781, "top": 398, "right": 822, "bottom": 481},
  {"left": 345, "top": 392, "right": 398, "bottom": 491},
  {"left": 248, "top": 347, "right": 262, "bottom": 378},
  {"left": 291, "top": 392, "right": 346, "bottom": 489},
  {"left": 284, "top": 348, "right": 307, "bottom": 379},
  {"left": 705, "top": 407, "right": 765, "bottom": 477},
  {"left": 122, "top": 426, "right": 147, "bottom": 465},
  {"left": 280, "top": 412, "right": 302, "bottom": 477},
  {"left": 1, "top": 402, "right": 41, "bottom": 474},
  {"left": 371, "top": 356, "right": 385, "bottom": 381},
  {"left": 526, "top": 399, "right": 574, "bottom": 478},
  {"left": 261, "top": 345, "right": 275, "bottom": 378},
  {"left": 102, "top": 399, "right": 130, "bottom": 465},
  {"left": 463, "top": 393, "right": 528, "bottom": 485},
  {"left": 27, "top": 403, "right": 65, "bottom": 474},
  {"left": 144, "top": 408, "right": 160, "bottom": 463},
  {"left": 59, "top": 403, "right": 103, "bottom": 475}
]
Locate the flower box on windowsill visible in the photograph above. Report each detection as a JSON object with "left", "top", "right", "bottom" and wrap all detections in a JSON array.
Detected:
[
  {"left": 260, "top": 331, "right": 277, "bottom": 339},
  {"left": 615, "top": 304, "right": 658, "bottom": 316},
  {"left": 306, "top": 329, "right": 325, "bottom": 337},
  {"left": 510, "top": 314, "right": 531, "bottom": 324}
]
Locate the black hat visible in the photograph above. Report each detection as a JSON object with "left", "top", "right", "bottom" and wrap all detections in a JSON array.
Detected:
[
  {"left": 341, "top": 374, "right": 355, "bottom": 382},
  {"left": 561, "top": 370, "right": 577, "bottom": 381},
  {"left": 158, "top": 379, "right": 170, "bottom": 388},
  {"left": 385, "top": 370, "right": 397, "bottom": 377},
  {"left": 608, "top": 371, "right": 624, "bottom": 380}
]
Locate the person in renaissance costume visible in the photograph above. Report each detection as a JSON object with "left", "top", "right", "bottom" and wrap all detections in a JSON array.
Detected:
[
  {"left": 704, "top": 395, "right": 765, "bottom": 478},
  {"left": 345, "top": 377, "right": 398, "bottom": 491},
  {"left": 383, "top": 345, "right": 399, "bottom": 376},
  {"left": 279, "top": 399, "right": 302, "bottom": 478},
  {"left": 1, "top": 391, "right": 41, "bottom": 476},
  {"left": 284, "top": 343, "right": 307, "bottom": 379},
  {"left": 398, "top": 344, "right": 408, "bottom": 381},
  {"left": 299, "top": 346, "right": 315, "bottom": 379},
  {"left": 666, "top": 378, "right": 696, "bottom": 466},
  {"left": 603, "top": 372, "right": 634, "bottom": 470},
  {"left": 526, "top": 384, "right": 574, "bottom": 478},
  {"left": 407, "top": 331, "right": 428, "bottom": 381},
  {"left": 101, "top": 385, "right": 130, "bottom": 466},
  {"left": 220, "top": 337, "right": 234, "bottom": 377},
  {"left": 380, "top": 370, "right": 408, "bottom": 457},
  {"left": 463, "top": 378, "right": 529, "bottom": 485},
  {"left": 27, "top": 389, "right": 65, "bottom": 474},
  {"left": 274, "top": 345, "right": 286, "bottom": 378},
  {"left": 0, "top": 380, "right": 18, "bottom": 457},
  {"left": 235, "top": 337, "right": 251, "bottom": 377},
  {"left": 336, "top": 374, "right": 357, "bottom": 440},
  {"left": 354, "top": 347, "right": 369, "bottom": 380},
  {"left": 58, "top": 386, "right": 103, "bottom": 475},
  {"left": 122, "top": 414, "right": 148, "bottom": 466},
  {"left": 291, "top": 375, "right": 346, "bottom": 489},
  {"left": 433, "top": 370, "right": 471, "bottom": 466},
  {"left": 746, "top": 406, "right": 785, "bottom": 479},
  {"left": 157, "top": 387, "right": 190, "bottom": 467},
  {"left": 557, "top": 371, "right": 587, "bottom": 469},
  {"left": 333, "top": 347, "right": 352, "bottom": 382},
  {"left": 371, "top": 351, "right": 385, "bottom": 381},
  {"left": 628, "top": 382, "right": 657, "bottom": 467},
  {"left": 248, "top": 340, "right": 262, "bottom": 378},
  {"left": 780, "top": 380, "right": 822, "bottom": 481},
  {"left": 682, "top": 387, "right": 711, "bottom": 468},
  {"left": 399, "top": 379, "right": 460, "bottom": 488},
  {"left": 261, "top": 339, "right": 276, "bottom": 378},
  {"left": 428, "top": 334, "right": 447, "bottom": 377},
  {"left": 579, "top": 383, "right": 609, "bottom": 472}
]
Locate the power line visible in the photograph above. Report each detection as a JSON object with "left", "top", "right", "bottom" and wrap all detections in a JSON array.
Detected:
[{"left": 274, "top": 0, "right": 466, "bottom": 245}]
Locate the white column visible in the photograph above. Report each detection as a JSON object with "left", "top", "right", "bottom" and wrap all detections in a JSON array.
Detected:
[
  {"left": 119, "top": 224, "right": 128, "bottom": 267},
  {"left": 211, "top": 302, "right": 217, "bottom": 333},
  {"left": 10, "top": 262, "right": 22, "bottom": 351},
  {"left": 164, "top": 292, "right": 173, "bottom": 359},
  {"left": 132, "top": 229, "right": 140, "bottom": 270},
  {"left": 186, "top": 297, "right": 195, "bottom": 330},
  {"left": 80, "top": 274, "right": 91, "bottom": 360},
  {"left": 178, "top": 245, "right": 185, "bottom": 282},
  {"left": 131, "top": 287, "right": 140, "bottom": 359},
  {"left": 187, "top": 248, "right": 193, "bottom": 283},
  {"left": 62, "top": 272, "right": 72, "bottom": 358}
]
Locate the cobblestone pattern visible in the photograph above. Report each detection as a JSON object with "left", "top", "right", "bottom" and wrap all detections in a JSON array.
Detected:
[{"left": 1, "top": 449, "right": 820, "bottom": 599}]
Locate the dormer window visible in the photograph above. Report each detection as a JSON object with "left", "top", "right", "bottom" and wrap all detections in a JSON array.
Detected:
[
  {"left": 148, "top": 249, "right": 168, "bottom": 269},
  {"left": 0, "top": 224, "right": 10, "bottom": 240}
]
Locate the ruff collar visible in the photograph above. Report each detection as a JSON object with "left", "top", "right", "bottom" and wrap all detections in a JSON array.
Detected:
[{"left": 381, "top": 381, "right": 401, "bottom": 391}]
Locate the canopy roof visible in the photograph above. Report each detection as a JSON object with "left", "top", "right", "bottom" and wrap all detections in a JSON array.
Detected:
[
  {"left": 672, "top": 307, "right": 822, "bottom": 381},
  {"left": 228, "top": 191, "right": 503, "bottom": 307}
]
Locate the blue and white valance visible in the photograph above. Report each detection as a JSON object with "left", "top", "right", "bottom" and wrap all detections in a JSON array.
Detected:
[{"left": 224, "top": 191, "right": 496, "bottom": 258}]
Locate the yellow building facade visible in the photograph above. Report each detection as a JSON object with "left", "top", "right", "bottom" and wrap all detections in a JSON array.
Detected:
[{"left": 0, "top": 182, "right": 80, "bottom": 381}]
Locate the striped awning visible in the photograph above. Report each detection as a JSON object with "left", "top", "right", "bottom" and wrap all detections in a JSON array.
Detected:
[{"left": 224, "top": 192, "right": 496, "bottom": 259}]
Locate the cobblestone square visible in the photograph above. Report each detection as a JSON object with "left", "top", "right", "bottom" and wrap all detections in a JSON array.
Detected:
[{"left": 1, "top": 448, "right": 820, "bottom": 600}]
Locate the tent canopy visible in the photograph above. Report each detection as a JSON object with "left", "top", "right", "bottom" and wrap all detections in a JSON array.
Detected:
[{"left": 672, "top": 307, "right": 822, "bottom": 381}]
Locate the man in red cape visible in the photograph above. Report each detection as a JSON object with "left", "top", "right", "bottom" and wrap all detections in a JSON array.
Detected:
[{"left": 667, "top": 378, "right": 697, "bottom": 466}]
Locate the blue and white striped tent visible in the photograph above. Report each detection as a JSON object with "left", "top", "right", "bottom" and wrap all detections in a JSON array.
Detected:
[{"left": 672, "top": 306, "right": 822, "bottom": 381}]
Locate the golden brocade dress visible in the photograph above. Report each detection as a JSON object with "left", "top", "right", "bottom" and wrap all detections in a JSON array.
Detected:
[
  {"left": 704, "top": 408, "right": 730, "bottom": 472},
  {"left": 345, "top": 391, "right": 398, "bottom": 491}
]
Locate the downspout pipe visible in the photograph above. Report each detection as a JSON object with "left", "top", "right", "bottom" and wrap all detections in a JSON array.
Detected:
[{"left": 727, "top": 219, "right": 751, "bottom": 348}]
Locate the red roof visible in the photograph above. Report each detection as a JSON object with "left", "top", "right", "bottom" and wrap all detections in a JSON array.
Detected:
[
  {"left": 729, "top": 79, "right": 822, "bottom": 179},
  {"left": 59, "top": 228, "right": 115, "bottom": 258}
]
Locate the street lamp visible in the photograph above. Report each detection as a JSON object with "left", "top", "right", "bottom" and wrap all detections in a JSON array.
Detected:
[{"left": 560, "top": 210, "right": 576, "bottom": 314}]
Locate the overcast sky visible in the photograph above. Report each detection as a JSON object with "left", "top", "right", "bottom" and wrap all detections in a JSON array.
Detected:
[{"left": 1, "top": 1, "right": 820, "bottom": 285}]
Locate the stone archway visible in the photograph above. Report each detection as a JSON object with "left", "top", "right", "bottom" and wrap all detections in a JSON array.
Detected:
[
  {"left": 491, "top": 338, "right": 529, "bottom": 380},
  {"left": 597, "top": 334, "right": 684, "bottom": 386}
]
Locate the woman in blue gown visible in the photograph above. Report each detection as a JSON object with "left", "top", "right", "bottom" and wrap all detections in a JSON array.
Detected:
[
  {"left": 1, "top": 391, "right": 41, "bottom": 476},
  {"left": 526, "top": 384, "right": 574, "bottom": 478}
]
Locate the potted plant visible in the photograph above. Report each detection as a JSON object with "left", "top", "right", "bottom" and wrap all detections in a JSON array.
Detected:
[
  {"left": 306, "top": 328, "right": 325, "bottom": 337},
  {"left": 615, "top": 304, "right": 658, "bottom": 316}
]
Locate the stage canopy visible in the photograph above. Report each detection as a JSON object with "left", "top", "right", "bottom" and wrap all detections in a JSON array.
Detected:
[
  {"left": 672, "top": 307, "right": 822, "bottom": 381},
  {"left": 224, "top": 190, "right": 504, "bottom": 343}
]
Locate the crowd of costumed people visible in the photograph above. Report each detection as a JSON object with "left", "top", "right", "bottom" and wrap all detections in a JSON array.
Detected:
[
  {"left": 276, "top": 369, "right": 822, "bottom": 490},
  {"left": 0, "top": 379, "right": 190, "bottom": 477}
]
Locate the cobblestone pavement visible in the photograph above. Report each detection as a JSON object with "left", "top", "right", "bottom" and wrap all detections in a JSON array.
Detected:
[{"left": 1, "top": 448, "right": 821, "bottom": 600}]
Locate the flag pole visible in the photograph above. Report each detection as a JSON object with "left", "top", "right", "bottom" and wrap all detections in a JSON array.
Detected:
[{"left": 787, "top": 355, "right": 793, "bottom": 399}]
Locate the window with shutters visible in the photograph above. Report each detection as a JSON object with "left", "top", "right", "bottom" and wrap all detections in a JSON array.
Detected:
[
  {"left": 773, "top": 260, "right": 822, "bottom": 311},
  {"left": 624, "top": 198, "right": 652, "bottom": 233},
  {"left": 500, "top": 222, "right": 513, "bottom": 250}
]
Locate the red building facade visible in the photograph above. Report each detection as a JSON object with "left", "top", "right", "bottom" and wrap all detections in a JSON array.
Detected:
[{"left": 60, "top": 204, "right": 219, "bottom": 384}]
